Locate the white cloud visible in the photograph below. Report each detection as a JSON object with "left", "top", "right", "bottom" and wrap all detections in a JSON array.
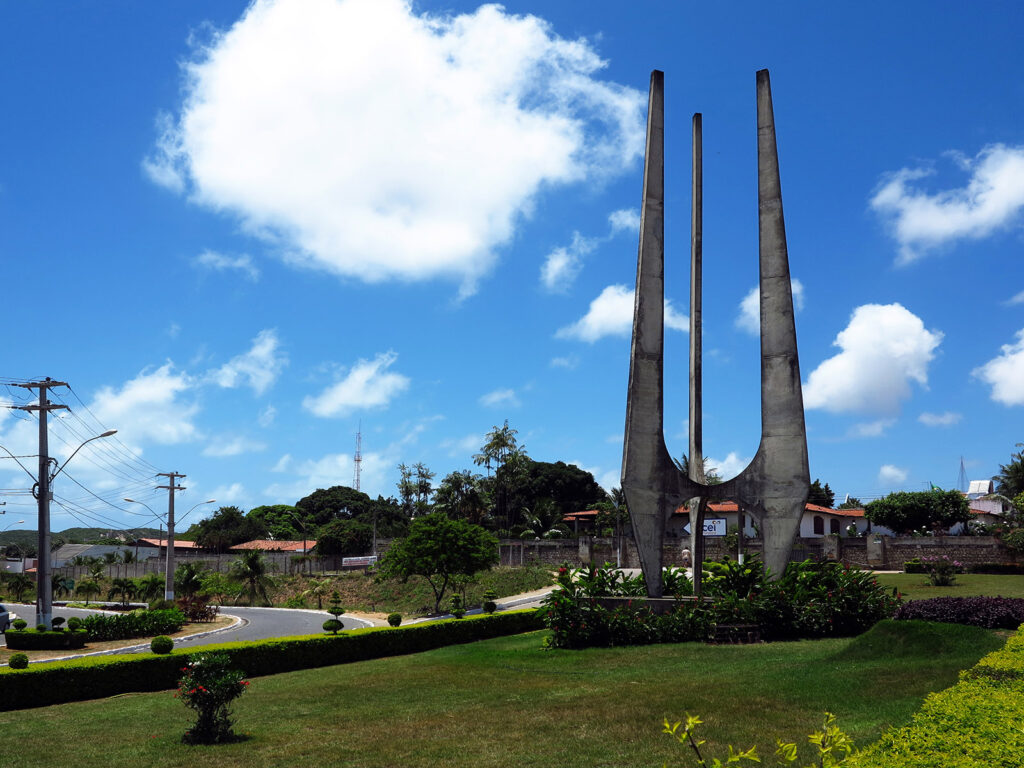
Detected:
[
  {"left": 550, "top": 355, "right": 578, "bottom": 369},
  {"left": 706, "top": 452, "right": 750, "bottom": 482},
  {"left": 972, "top": 329, "right": 1024, "bottom": 406},
  {"left": 258, "top": 404, "right": 276, "bottom": 427},
  {"left": 145, "top": 0, "right": 644, "bottom": 294},
  {"left": 209, "top": 329, "right": 287, "bottom": 395},
  {"left": 264, "top": 450, "right": 390, "bottom": 502},
  {"left": 848, "top": 419, "right": 896, "bottom": 438},
  {"left": 540, "top": 232, "right": 596, "bottom": 293},
  {"left": 556, "top": 284, "right": 688, "bottom": 343},
  {"left": 803, "top": 304, "right": 942, "bottom": 415},
  {"left": 918, "top": 411, "right": 962, "bottom": 427},
  {"left": 90, "top": 363, "right": 199, "bottom": 446},
  {"left": 202, "top": 435, "right": 267, "bottom": 457},
  {"left": 303, "top": 351, "right": 410, "bottom": 417},
  {"left": 207, "top": 483, "right": 247, "bottom": 505},
  {"left": 1006, "top": 290, "right": 1024, "bottom": 306},
  {"left": 479, "top": 388, "right": 521, "bottom": 408},
  {"left": 870, "top": 144, "right": 1024, "bottom": 264},
  {"left": 878, "top": 464, "right": 908, "bottom": 485},
  {"left": 440, "top": 433, "right": 484, "bottom": 458},
  {"left": 193, "top": 250, "right": 260, "bottom": 281},
  {"left": 608, "top": 208, "right": 640, "bottom": 233},
  {"left": 736, "top": 279, "right": 804, "bottom": 335}
]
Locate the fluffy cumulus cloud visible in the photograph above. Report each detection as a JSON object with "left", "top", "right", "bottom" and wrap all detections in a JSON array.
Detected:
[
  {"left": 878, "top": 464, "right": 908, "bottom": 486},
  {"left": 871, "top": 144, "right": 1024, "bottom": 264},
  {"left": 540, "top": 233, "right": 596, "bottom": 293},
  {"left": 608, "top": 208, "right": 641, "bottom": 234},
  {"left": 265, "top": 450, "right": 390, "bottom": 501},
  {"left": 202, "top": 435, "right": 267, "bottom": 457},
  {"left": 972, "top": 329, "right": 1024, "bottom": 406},
  {"left": 209, "top": 329, "right": 287, "bottom": 395},
  {"left": 735, "top": 279, "right": 804, "bottom": 335},
  {"left": 145, "top": 0, "right": 644, "bottom": 294},
  {"left": 848, "top": 419, "right": 895, "bottom": 438},
  {"left": 556, "top": 284, "right": 688, "bottom": 343},
  {"left": 303, "top": 351, "right": 410, "bottom": 417},
  {"left": 193, "top": 250, "right": 260, "bottom": 281},
  {"left": 706, "top": 452, "right": 750, "bottom": 482},
  {"left": 918, "top": 411, "right": 962, "bottom": 427},
  {"left": 479, "top": 387, "right": 521, "bottom": 408},
  {"left": 803, "top": 304, "right": 942, "bottom": 416},
  {"left": 89, "top": 364, "right": 199, "bottom": 446}
]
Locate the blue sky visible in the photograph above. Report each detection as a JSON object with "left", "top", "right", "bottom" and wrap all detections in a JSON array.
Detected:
[{"left": 2, "top": 0, "right": 1023, "bottom": 532}]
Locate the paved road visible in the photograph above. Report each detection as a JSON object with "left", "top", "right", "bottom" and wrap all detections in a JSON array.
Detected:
[{"left": 1, "top": 603, "right": 368, "bottom": 652}]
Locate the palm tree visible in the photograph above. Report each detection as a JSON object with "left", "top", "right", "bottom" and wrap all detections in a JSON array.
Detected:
[
  {"left": 121, "top": 550, "right": 138, "bottom": 578},
  {"left": 107, "top": 577, "right": 137, "bottom": 608},
  {"left": 8, "top": 573, "right": 34, "bottom": 602},
  {"left": 52, "top": 574, "right": 73, "bottom": 600},
  {"left": 995, "top": 444, "right": 1024, "bottom": 498},
  {"left": 229, "top": 550, "right": 275, "bottom": 606},
  {"left": 87, "top": 558, "right": 105, "bottom": 581},
  {"left": 175, "top": 561, "right": 206, "bottom": 597},
  {"left": 521, "top": 499, "right": 570, "bottom": 539},
  {"left": 135, "top": 572, "right": 164, "bottom": 604},
  {"left": 301, "top": 578, "right": 333, "bottom": 610},
  {"left": 76, "top": 579, "right": 101, "bottom": 605}
]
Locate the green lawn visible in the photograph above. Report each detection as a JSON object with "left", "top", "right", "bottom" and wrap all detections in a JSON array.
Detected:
[
  {"left": 0, "top": 621, "right": 1006, "bottom": 768},
  {"left": 875, "top": 573, "right": 1024, "bottom": 601}
]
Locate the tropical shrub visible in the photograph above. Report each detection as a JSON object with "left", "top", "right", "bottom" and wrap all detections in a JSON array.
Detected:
[
  {"left": 387, "top": 613, "right": 402, "bottom": 627},
  {"left": 151, "top": 636, "right": 174, "bottom": 654},
  {"left": 894, "top": 597, "right": 1024, "bottom": 629},
  {"left": 176, "top": 596, "right": 219, "bottom": 622},
  {"left": 920, "top": 554, "right": 962, "bottom": 586},
  {"left": 176, "top": 652, "right": 249, "bottom": 744},
  {"left": 8, "top": 653, "right": 28, "bottom": 670},
  {"left": 79, "top": 608, "right": 185, "bottom": 641}
]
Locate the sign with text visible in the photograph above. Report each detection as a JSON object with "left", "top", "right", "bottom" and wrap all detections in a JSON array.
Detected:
[
  {"left": 341, "top": 556, "right": 378, "bottom": 567},
  {"left": 681, "top": 518, "right": 727, "bottom": 536}
]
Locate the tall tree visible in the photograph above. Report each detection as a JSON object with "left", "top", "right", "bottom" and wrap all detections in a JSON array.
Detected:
[
  {"left": 378, "top": 513, "right": 499, "bottom": 613},
  {"left": 229, "top": 550, "right": 275, "bottom": 606},
  {"left": 434, "top": 470, "right": 487, "bottom": 524},
  {"left": 864, "top": 489, "right": 971, "bottom": 534},
  {"left": 837, "top": 496, "right": 863, "bottom": 510},
  {"left": 247, "top": 504, "right": 304, "bottom": 540},
  {"left": 413, "top": 462, "right": 435, "bottom": 517},
  {"left": 190, "top": 506, "right": 267, "bottom": 553},
  {"left": 474, "top": 421, "right": 528, "bottom": 532},
  {"left": 807, "top": 479, "right": 836, "bottom": 508},
  {"left": 995, "top": 444, "right": 1024, "bottom": 498},
  {"left": 295, "top": 486, "right": 373, "bottom": 528},
  {"left": 396, "top": 463, "right": 416, "bottom": 519},
  {"left": 316, "top": 519, "right": 373, "bottom": 557}
]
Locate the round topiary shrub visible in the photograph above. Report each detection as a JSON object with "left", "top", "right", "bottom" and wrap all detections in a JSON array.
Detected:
[
  {"left": 322, "top": 619, "right": 343, "bottom": 635},
  {"left": 387, "top": 613, "right": 402, "bottom": 627},
  {"left": 151, "top": 635, "right": 174, "bottom": 654},
  {"left": 67, "top": 617, "right": 82, "bottom": 631},
  {"left": 12, "top": 619, "right": 27, "bottom": 630},
  {"left": 35, "top": 624, "right": 47, "bottom": 632},
  {"left": 482, "top": 600, "right": 497, "bottom": 615},
  {"left": 8, "top": 653, "right": 29, "bottom": 670},
  {"left": 51, "top": 617, "right": 66, "bottom": 631}
]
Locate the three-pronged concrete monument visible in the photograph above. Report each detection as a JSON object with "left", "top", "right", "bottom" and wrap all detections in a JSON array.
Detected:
[{"left": 621, "top": 70, "right": 810, "bottom": 598}]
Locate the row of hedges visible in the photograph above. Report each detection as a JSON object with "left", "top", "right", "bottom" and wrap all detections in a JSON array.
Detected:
[
  {"left": 895, "top": 597, "right": 1024, "bottom": 629},
  {"left": 4, "top": 629, "right": 88, "bottom": 651},
  {"left": 904, "top": 560, "right": 1024, "bottom": 575},
  {"left": 0, "top": 609, "right": 543, "bottom": 711},
  {"left": 849, "top": 625, "right": 1024, "bottom": 766}
]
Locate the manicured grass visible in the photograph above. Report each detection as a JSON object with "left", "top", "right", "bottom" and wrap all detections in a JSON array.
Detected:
[
  {"left": 0, "top": 620, "right": 1005, "bottom": 768},
  {"left": 876, "top": 573, "right": 1024, "bottom": 601}
]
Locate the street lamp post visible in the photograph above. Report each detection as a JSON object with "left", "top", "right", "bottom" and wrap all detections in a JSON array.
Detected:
[
  {"left": 125, "top": 497, "right": 214, "bottom": 599},
  {"left": 37, "top": 429, "right": 117, "bottom": 628},
  {"left": 0, "top": 519, "right": 26, "bottom": 558},
  {"left": 286, "top": 511, "right": 309, "bottom": 574}
]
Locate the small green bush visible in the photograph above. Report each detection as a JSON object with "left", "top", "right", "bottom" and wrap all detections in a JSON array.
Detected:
[
  {"left": 149, "top": 598, "right": 175, "bottom": 611},
  {"left": 51, "top": 617, "right": 66, "bottom": 631},
  {"left": 322, "top": 619, "right": 343, "bottom": 635},
  {"left": 482, "top": 600, "right": 497, "bottom": 615},
  {"left": 177, "top": 652, "right": 249, "bottom": 744},
  {"left": 387, "top": 613, "right": 402, "bottom": 627},
  {"left": 66, "top": 617, "right": 82, "bottom": 631},
  {"left": 11, "top": 619, "right": 26, "bottom": 631},
  {"left": 8, "top": 653, "right": 28, "bottom": 670},
  {"left": 79, "top": 608, "right": 185, "bottom": 641},
  {"left": 35, "top": 624, "right": 46, "bottom": 632},
  {"left": 4, "top": 629, "right": 88, "bottom": 651},
  {"left": 150, "top": 636, "right": 174, "bottom": 654}
]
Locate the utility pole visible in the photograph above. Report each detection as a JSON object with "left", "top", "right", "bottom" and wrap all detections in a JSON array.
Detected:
[
  {"left": 157, "top": 472, "right": 186, "bottom": 600},
  {"left": 13, "top": 378, "right": 68, "bottom": 629}
]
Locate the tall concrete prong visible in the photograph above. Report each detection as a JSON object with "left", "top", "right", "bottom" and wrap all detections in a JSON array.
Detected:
[{"left": 688, "top": 112, "right": 707, "bottom": 595}]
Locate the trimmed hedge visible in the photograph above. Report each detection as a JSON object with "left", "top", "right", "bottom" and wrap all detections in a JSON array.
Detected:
[
  {"left": 4, "top": 629, "right": 88, "bottom": 651},
  {"left": 78, "top": 608, "right": 185, "bottom": 641},
  {"left": 0, "top": 609, "right": 542, "bottom": 711},
  {"left": 895, "top": 597, "right": 1024, "bottom": 629},
  {"left": 849, "top": 627, "right": 1024, "bottom": 766},
  {"left": 968, "top": 562, "right": 1024, "bottom": 575}
]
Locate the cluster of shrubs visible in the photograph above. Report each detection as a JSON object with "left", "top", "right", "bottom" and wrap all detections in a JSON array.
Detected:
[
  {"left": 894, "top": 596, "right": 1024, "bottom": 629},
  {"left": 175, "top": 596, "right": 219, "bottom": 623},
  {"left": 541, "top": 559, "right": 901, "bottom": 649},
  {"left": 4, "top": 617, "right": 89, "bottom": 651},
  {"left": 76, "top": 608, "right": 185, "bottom": 641}
]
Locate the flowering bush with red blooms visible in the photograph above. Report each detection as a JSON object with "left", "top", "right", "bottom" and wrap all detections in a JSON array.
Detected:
[{"left": 176, "top": 652, "right": 249, "bottom": 744}]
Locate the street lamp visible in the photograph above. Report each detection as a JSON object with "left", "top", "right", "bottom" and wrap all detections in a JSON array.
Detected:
[
  {"left": 286, "top": 511, "right": 309, "bottom": 575},
  {"left": 0, "top": 519, "right": 26, "bottom": 559},
  {"left": 37, "top": 429, "right": 117, "bottom": 628}
]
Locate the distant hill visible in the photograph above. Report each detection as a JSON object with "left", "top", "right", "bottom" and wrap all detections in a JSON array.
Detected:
[{"left": 0, "top": 526, "right": 162, "bottom": 552}]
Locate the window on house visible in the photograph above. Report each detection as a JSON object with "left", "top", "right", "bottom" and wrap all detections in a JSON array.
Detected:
[
  {"left": 813, "top": 516, "right": 824, "bottom": 535},
  {"left": 830, "top": 518, "right": 840, "bottom": 535}
]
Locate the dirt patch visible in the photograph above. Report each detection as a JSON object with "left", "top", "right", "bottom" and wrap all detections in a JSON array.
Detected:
[{"left": 1, "top": 615, "right": 236, "bottom": 664}]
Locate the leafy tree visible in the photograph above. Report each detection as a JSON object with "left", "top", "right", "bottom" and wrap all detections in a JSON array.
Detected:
[
  {"left": 316, "top": 519, "right": 373, "bottom": 557},
  {"left": 474, "top": 421, "right": 530, "bottom": 531},
  {"left": 51, "top": 574, "right": 73, "bottom": 599},
  {"left": 807, "top": 479, "right": 836, "bottom": 508},
  {"left": 838, "top": 496, "right": 863, "bottom": 510},
  {"left": 378, "top": 513, "right": 499, "bottom": 613},
  {"left": 995, "top": 444, "right": 1024, "bottom": 498},
  {"left": 301, "top": 578, "right": 333, "bottom": 610},
  {"left": 864, "top": 489, "right": 971, "bottom": 534},
  {"left": 190, "top": 506, "right": 267, "bottom": 553},
  {"left": 229, "top": 550, "right": 275, "bottom": 606},
  {"left": 7, "top": 572, "right": 34, "bottom": 602},
  {"left": 296, "top": 486, "right": 373, "bottom": 528},
  {"left": 247, "top": 504, "right": 304, "bottom": 541},
  {"left": 413, "top": 462, "right": 435, "bottom": 517},
  {"left": 175, "top": 561, "right": 206, "bottom": 597},
  {"left": 434, "top": 470, "right": 487, "bottom": 524},
  {"left": 521, "top": 460, "right": 609, "bottom": 517},
  {"left": 75, "top": 578, "right": 100, "bottom": 604},
  {"left": 520, "top": 499, "right": 571, "bottom": 539},
  {"left": 200, "top": 571, "right": 238, "bottom": 605}
]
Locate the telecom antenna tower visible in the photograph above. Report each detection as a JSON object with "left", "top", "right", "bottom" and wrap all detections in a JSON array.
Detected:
[{"left": 353, "top": 422, "right": 362, "bottom": 492}]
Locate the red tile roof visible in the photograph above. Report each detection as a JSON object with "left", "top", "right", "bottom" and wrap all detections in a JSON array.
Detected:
[
  {"left": 229, "top": 539, "right": 316, "bottom": 552},
  {"left": 138, "top": 538, "right": 202, "bottom": 549}
]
